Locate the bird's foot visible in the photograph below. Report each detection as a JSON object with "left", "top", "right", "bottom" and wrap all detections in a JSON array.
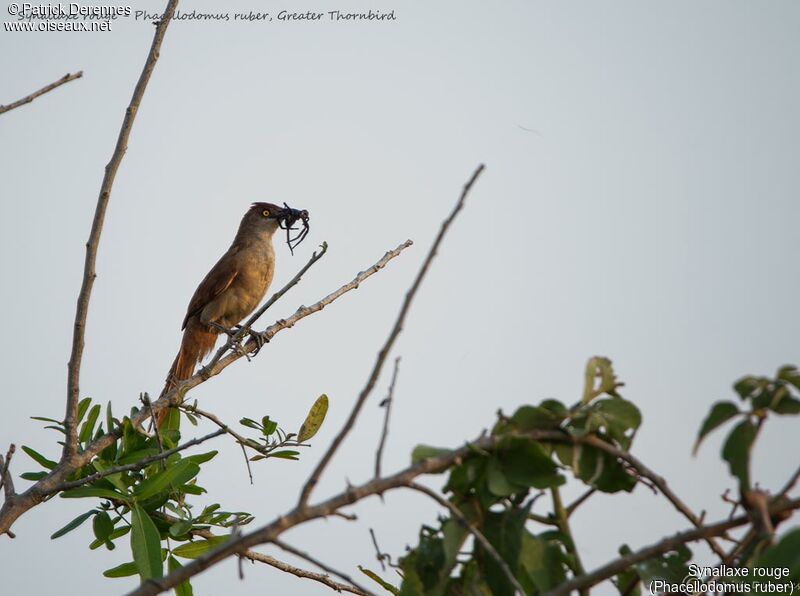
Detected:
[
  {"left": 209, "top": 322, "right": 250, "bottom": 359},
  {"left": 248, "top": 329, "right": 270, "bottom": 356}
]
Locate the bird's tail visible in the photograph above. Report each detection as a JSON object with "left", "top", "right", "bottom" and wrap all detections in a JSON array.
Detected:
[{"left": 157, "top": 321, "right": 217, "bottom": 427}]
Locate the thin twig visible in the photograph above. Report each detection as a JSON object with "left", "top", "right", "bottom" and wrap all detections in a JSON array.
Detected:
[
  {"left": 368, "top": 528, "right": 388, "bottom": 571},
  {"left": 158, "top": 516, "right": 368, "bottom": 595},
  {"left": 777, "top": 463, "right": 800, "bottom": 499},
  {"left": 142, "top": 394, "right": 166, "bottom": 470},
  {"left": 241, "top": 549, "right": 368, "bottom": 595},
  {"left": 273, "top": 539, "right": 374, "bottom": 596},
  {"left": 54, "top": 430, "right": 225, "bottom": 492},
  {"left": 542, "top": 498, "right": 800, "bottom": 596},
  {"left": 408, "top": 482, "right": 525, "bottom": 595},
  {"left": 181, "top": 405, "right": 256, "bottom": 481},
  {"left": 0, "top": 71, "right": 83, "bottom": 115},
  {"left": 580, "top": 434, "right": 727, "bottom": 558},
  {"left": 62, "top": 0, "right": 179, "bottom": 461},
  {"left": 374, "top": 357, "right": 401, "bottom": 479},
  {"left": 566, "top": 488, "right": 596, "bottom": 517},
  {"left": 299, "top": 164, "right": 485, "bottom": 506},
  {"left": 0, "top": 445, "right": 16, "bottom": 498}
]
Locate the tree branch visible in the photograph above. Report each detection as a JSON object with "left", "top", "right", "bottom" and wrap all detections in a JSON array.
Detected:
[
  {"left": 408, "top": 481, "right": 525, "bottom": 596},
  {"left": 241, "top": 548, "right": 369, "bottom": 595},
  {"left": 374, "top": 357, "right": 401, "bottom": 479},
  {"left": 273, "top": 539, "right": 373, "bottom": 595},
  {"left": 53, "top": 430, "right": 225, "bottom": 493},
  {"left": 579, "top": 434, "right": 727, "bottom": 558},
  {"left": 543, "top": 498, "right": 800, "bottom": 596},
  {"left": 0, "top": 445, "right": 16, "bottom": 500},
  {"left": 299, "top": 164, "right": 485, "bottom": 506},
  {"left": 0, "top": 71, "right": 83, "bottom": 115},
  {"left": 63, "top": 0, "right": 179, "bottom": 461}
]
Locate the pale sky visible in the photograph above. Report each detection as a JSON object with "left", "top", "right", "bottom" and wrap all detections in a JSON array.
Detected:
[{"left": 1, "top": 1, "right": 799, "bottom": 594}]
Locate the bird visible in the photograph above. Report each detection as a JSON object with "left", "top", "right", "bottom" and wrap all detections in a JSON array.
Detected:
[{"left": 156, "top": 202, "right": 310, "bottom": 427}]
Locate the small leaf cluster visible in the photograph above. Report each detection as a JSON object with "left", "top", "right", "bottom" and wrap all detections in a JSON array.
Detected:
[{"left": 694, "top": 365, "right": 800, "bottom": 491}]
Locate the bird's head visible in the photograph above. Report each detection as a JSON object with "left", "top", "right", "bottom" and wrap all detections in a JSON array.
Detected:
[{"left": 244, "top": 202, "right": 310, "bottom": 253}]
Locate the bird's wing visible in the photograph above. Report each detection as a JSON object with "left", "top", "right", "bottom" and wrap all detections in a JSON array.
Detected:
[{"left": 181, "top": 250, "right": 240, "bottom": 330}]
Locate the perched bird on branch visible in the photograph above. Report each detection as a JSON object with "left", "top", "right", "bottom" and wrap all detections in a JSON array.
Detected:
[{"left": 156, "top": 202, "right": 310, "bottom": 427}]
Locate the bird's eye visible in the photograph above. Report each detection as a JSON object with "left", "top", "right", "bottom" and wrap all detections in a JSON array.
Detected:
[{"left": 262, "top": 209, "right": 270, "bottom": 217}]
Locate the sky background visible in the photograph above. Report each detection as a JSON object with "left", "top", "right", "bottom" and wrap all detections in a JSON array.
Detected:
[{"left": 1, "top": 1, "right": 799, "bottom": 594}]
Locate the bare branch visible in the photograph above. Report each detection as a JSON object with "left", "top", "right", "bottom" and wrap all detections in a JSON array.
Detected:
[
  {"left": 543, "top": 498, "right": 800, "bottom": 596},
  {"left": 54, "top": 430, "right": 225, "bottom": 492},
  {"left": 63, "top": 0, "right": 180, "bottom": 461},
  {"left": 0, "top": 71, "right": 83, "bottom": 115},
  {"left": 241, "top": 549, "right": 368, "bottom": 595},
  {"left": 408, "top": 482, "right": 525, "bottom": 596},
  {"left": 579, "top": 434, "right": 726, "bottom": 558},
  {"left": 374, "top": 357, "right": 401, "bottom": 479},
  {"left": 273, "top": 539, "right": 373, "bottom": 595},
  {"left": 566, "top": 488, "right": 596, "bottom": 517},
  {"left": 299, "top": 164, "right": 485, "bottom": 506},
  {"left": 777, "top": 463, "right": 800, "bottom": 499},
  {"left": 0, "top": 445, "right": 16, "bottom": 499}
]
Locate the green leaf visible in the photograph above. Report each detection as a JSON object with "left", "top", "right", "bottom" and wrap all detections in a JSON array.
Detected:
[
  {"left": 130, "top": 504, "right": 163, "bottom": 580},
  {"left": 751, "top": 528, "right": 800, "bottom": 583},
  {"left": 132, "top": 460, "right": 200, "bottom": 501},
  {"left": 359, "top": 566, "right": 400, "bottom": 594},
  {"left": 693, "top": 401, "right": 741, "bottom": 455},
  {"left": 239, "top": 417, "right": 261, "bottom": 430},
  {"left": 61, "top": 486, "right": 129, "bottom": 501},
  {"left": 76, "top": 397, "right": 92, "bottom": 426},
  {"left": 93, "top": 511, "right": 115, "bottom": 542},
  {"left": 298, "top": 394, "right": 329, "bottom": 442},
  {"left": 50, "top": 510, "right": 97, "bottom": 539},
  {"left": 106, "top": 401, "right": 115, "bottom": 434},
  {"left": 509, "top": 405, "right": 564, "bottom": 431},
  {"left": 90, "top": 525, "right": 130, "bottom": 550},
  {"left": 778, "top": 365, "right": 800, "bottom": 391},
  {"left": 495, "top": 436, "right": 564, "bottom": 489},
  {"left": 722, "top": 419, "right": 757, "bottom": 491},
  {"left": 79, "top": 404, "right": 102, "bottom": 444},
  {"left": 21, "top": 446, "right": 57, "bottom": 470},
  {"left": 594, "top": 398, "right": 641, "bottom": 432},
  {"left": 168, "top": 556, "right": 194, "bottom": 596},
  {"left": 30, "top": 416, "right": 63, "bottom": 424},
  {"left": 268, "top": 450, "right": 300, "bottom": 460},
  {"left": 172, "top": 535, "right": 229, "bottom": 559},
  {"left": 117, "top": 447, "right": 160, "bottom": 465},
  {"left": 486, "top": 458, "right": 522, "bottom": 496},
  {"left": 20, "top": 471, "right": 48, "bottom": 481},
  {"left": 478, "top": 505, "right": 529, "bottom": 596},
  {"left": 169, "top": 520, "right": 193, "bottom": 538},
  {"left": 261, "top": 416, "right": 278, "bottom": 437},
  {"left": 771, "top": 395, "right": 800, "bottom": 415},
  {"left": 184, "top": 451, "right": 218, "bottom": 465},
  {"left": 411, "top": 445, "right": 451, "bottom": 465},
  {"left": 520, "top": 531, "right": 567, "bottom": 592},
  {"left": 733, "top": 376, "right": 760, "bottom": 400},
  {"left": 103, "top": 561, "right": 139, "bottom": 578}
]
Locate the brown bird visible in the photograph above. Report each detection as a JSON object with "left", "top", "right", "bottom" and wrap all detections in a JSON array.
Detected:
[{"left": 156, "top": 202, "right": 310, "bottom": 427}]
